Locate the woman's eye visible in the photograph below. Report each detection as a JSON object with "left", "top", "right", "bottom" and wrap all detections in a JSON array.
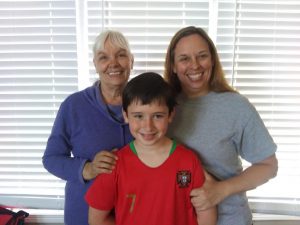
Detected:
[
  {"left": 197, "top": 53, "right": 210, "bottom": 60},
  {"left": 117, "top": 50, "right": 129, "bottom": 58},
  {"left": 98, "top": 55, "right": 107, "bottom": 61},
  {"left": 118, "top": 53, "right": 127, "bottom": 58},
  {"left": 179, "top": 56, "right": 189, "bottom": 62}
]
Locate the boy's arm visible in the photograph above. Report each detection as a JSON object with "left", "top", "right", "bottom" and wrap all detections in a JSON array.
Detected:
[
  {"left": 88, "top": 206, "right": 115, "bottom": 225},
  {"left": 196, "top": 206, "right": 217, "bottom": 225},
  {"left": 192, "top": 155, "right": 217, "bottom": 225}
]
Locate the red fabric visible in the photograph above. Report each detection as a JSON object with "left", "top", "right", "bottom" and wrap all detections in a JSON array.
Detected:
[
  {"left": 0, "top": 207, "right": 13, "bottom": 225},
  {"left": 0, "top": 215, "right": 11, "bottom": 225},
  {"left": 0, "top": 207, "right": 29, "bottom": 225},
  {"left": 85, "top": 144, "right": 205, "bottom": 225}
]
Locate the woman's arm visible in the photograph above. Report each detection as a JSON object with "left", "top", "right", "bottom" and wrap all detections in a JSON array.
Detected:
[
  {"left": 191, "top": 154, "right": 278, "bottom": 212},
  {"left": 88, "top": 207, "right": 115, "bottom": 225}
]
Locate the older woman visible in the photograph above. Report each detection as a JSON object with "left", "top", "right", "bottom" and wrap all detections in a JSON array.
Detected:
[
  {"left": 43, "top": 30, "right": 134, "bottom": 225},
  {"left": 164, "top": 26, "right": 278, "bottom": 225}
]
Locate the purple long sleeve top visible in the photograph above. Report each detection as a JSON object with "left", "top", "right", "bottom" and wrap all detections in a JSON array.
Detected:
[{"left": 42, "top": 81, "right": 133, "bottom": 225}]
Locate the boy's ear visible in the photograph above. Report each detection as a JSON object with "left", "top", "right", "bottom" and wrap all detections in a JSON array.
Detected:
[
  {"left": 122, "top": 109, "right": 129, "bottom": 123},
  {"left": 168, "top": 108, "right": 176, "bottom": 123}
]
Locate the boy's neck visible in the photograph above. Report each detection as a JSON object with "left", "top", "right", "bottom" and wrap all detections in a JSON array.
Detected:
[{"left": 133, "top": 137, "right": 174, "bottom": 168}]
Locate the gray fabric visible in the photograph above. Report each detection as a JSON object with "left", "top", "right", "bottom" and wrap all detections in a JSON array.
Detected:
[{"left": 168, "top": 91, "right": 277, "bottom": 225}]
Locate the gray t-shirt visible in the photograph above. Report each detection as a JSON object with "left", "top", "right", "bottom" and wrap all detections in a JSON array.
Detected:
[{"left": 168, "top": 91, "right": 277, "bottom": 225}]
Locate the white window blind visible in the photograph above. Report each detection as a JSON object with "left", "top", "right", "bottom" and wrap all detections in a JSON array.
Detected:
[
  {"left": 87, "top": 0, "right": 210, "bottom": 82},
  {"left": 231, "top": 0, "right": 300, "bottom": 215},
  {"left": 215, "top": 0, "right": 236, "bottom": 84},
  {"left": 0, "top": 0, "right": 77, "bottom": 208},
  {"left": 0, "top": 0, "right": 299, "bottom": 216}
]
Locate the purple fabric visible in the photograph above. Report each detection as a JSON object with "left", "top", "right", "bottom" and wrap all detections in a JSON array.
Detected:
[{"left": 43, "top": 81, "right": 133, "bottom": 225}]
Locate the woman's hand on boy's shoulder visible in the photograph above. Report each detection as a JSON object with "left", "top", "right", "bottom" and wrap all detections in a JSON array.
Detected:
[{"left": 83, "top": 149, "right": 118, "bottom": 180}]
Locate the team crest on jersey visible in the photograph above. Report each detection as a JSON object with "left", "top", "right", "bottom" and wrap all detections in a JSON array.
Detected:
[{"left": 177, "top": 170, "right": 191, "bottom": 188}]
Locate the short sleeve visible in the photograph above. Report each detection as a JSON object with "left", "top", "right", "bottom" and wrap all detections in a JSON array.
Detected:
[
  {"left": 85, "top": 172, "right": 116, "bottom": 210},
  {"left": 239, "top": 108, "right": 277, "bottom": 163},
  {"left": 192, "top": 155, "right": 205, "bottom": 188}
]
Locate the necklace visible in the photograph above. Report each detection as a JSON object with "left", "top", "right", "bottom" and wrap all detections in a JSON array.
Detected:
[{"left": 105, "top": 104, "right": 123, "bottom": 123}]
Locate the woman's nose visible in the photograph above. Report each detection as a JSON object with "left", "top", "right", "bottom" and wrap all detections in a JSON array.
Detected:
[
  {"left": 108, "top": 56, "right": 118, "bottom": 66},
  {"left": 190, "top": 57, "right": 200, "bottom": 69}
]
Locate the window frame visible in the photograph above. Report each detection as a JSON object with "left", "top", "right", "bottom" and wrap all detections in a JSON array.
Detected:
[{"left": 0, "top": 0, "right": 299, "bottom": 217}]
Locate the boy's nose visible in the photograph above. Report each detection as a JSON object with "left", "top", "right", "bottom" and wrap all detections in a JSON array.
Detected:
[{"left": 143, "top": 118, "right": 154, "bottom": 130}]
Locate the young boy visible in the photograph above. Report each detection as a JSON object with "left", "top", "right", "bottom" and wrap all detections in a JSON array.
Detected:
[{"left": 85, "top": 72, "right": 217, "bottom": 225}]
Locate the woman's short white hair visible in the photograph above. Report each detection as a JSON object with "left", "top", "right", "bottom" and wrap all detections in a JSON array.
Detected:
[{"left": 93, "top": 30, "right": 132, "bottom": 57}]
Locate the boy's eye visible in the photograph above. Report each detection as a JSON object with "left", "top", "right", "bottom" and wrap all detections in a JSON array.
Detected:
[
  {"left": 153, "top": 114, "right": 164, "bottom": 119},
  {"left": 133, "top": 114, "right": 143, "bottom": 119}
]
